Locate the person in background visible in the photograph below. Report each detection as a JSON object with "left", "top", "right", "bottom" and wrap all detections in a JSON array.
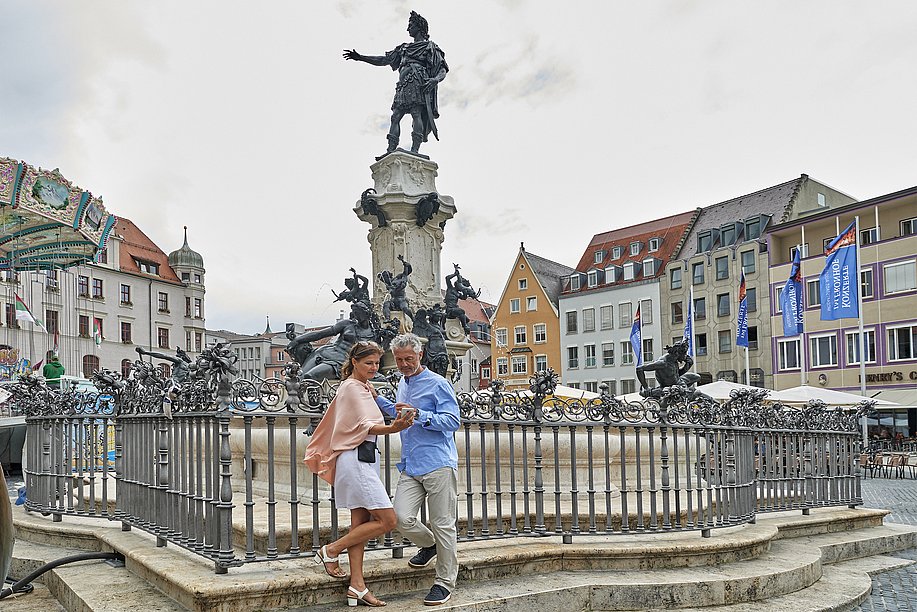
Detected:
[{"left": 42, "top": 355, "right": 65, "bottom": 389}]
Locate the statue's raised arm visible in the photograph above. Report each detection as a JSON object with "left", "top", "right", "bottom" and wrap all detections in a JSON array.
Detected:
[{"left": 343, "top": 11, "right": 448, "bottom": 158}]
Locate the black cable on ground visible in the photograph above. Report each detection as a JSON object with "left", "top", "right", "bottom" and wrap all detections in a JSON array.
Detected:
[{"left": 0, "top": 551, "right": 124, "bottom": 599}]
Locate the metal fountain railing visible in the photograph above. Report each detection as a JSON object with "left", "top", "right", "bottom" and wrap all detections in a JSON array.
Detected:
[{"left": 9, "top": 354, "right": 868, "bottom": 573}]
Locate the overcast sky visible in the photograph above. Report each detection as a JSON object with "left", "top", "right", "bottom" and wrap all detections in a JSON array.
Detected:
[{"left": 3, "top": 1, "right": 916, "bottom": 333}]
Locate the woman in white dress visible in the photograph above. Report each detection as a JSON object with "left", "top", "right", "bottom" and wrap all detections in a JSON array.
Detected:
[{"left": 304, "top": 341, "right": 414, "bottom": 607}]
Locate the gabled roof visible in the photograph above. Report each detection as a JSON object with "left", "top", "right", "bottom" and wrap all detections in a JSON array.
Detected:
[
  {"left": 115, "top": 218, "right": 183, "bottom": 284},
  {"left": 565, "top": 210, "right": 697, "bottom": 293},
  {"left": 678, "top": 175, "right": 808, "bottom": 260},
  {"left": 523, "top": 249, "right": 575, "bottom": 306}
]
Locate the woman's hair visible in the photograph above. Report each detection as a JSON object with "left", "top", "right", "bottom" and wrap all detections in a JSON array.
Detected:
[{"left": 341, "top": 340, "right": 384, "bottom": 379}]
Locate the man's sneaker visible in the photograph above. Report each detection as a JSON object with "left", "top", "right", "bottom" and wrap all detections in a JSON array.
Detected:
[
  {"left": 423, "top": 584, "right": 451, "bottom": 606},
  {"left": 408, "top": 544, "right": 437, "bottom": 568}
]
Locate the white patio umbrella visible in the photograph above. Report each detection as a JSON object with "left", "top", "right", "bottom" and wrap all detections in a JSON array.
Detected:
[
  {"left": 696, "top": 380, "right": 769, "bottom": 401},
  {"left": 769, "top": 385, "right": 897, "bottom": 407},
  {"left": 520, "top": 384, "right": 600, "bottom": 400}
]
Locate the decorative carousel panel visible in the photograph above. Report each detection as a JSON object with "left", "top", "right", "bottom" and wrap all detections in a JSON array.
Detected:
[{"left": 0, "top": 158, "right": 23, "bottom": 206}]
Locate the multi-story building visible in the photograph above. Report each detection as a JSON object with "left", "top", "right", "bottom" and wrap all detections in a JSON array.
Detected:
[
  {"left": 663, "top": 175, "right": 856, "bottom": 389},
  {"left": 0, "top": 221, "right": 207, "bottom": 380},
  {"left": 490, "top": 244, "right": 574, "bottom": 389},
  {"left": 454, "top": 297, "right": 494, "bottom": 392},
  {"left": 207, "top": 321, "right": 310, "bottom": 381},
  {"left": 560, "top": 211, "right": 698, "bottom": 395},
  {"left": 768, "top": 185, "right": 917, "bottom": 438}
]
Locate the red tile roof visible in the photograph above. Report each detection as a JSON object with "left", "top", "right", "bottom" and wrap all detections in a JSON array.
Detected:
[{"left": 114, "top": 218, "right": 183, "bottom": 284}]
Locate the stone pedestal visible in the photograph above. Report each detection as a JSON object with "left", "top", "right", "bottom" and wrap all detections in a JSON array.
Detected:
[{"left": 353, "top": 151, "right": 456, "bottom": 311}]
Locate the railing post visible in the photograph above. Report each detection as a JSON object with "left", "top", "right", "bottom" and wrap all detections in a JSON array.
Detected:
[
  {"left": 156, "top": 416, "right": 170, "bottom": 546},
  {"left": 215, "top": 412, "right": 236, "bottom": 573},
  {"left": 532, "top": 397, "right": 546, "bottom": 535}
]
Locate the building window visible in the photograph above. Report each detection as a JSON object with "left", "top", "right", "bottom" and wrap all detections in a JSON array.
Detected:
[
  {"left": 695, "top": 333, "right": 708, "bottom": 356},
  {"left": 161, "top": 364, "right": 172, "bottom": 378},
  {"left": 194, "top": 298, "right": 203, "bottom": 318},
  {"left": 567, "top": 346, "right": 579, "bottom": 369},
  {"left": 861, "top": 269, "right": 874, "bottom": 299},
  {"left": 514, "top": 325, "right": 527, "bottom": 345},
  {"left": 157, "top": 292, "right": 169, "bottom": 312},
  {"left": 587, "top": 270, "right": 598, "bottom": 287},
  {"left": 526, "top": 296, "right": 537, "bottom": 311},
  {"left": 121, "top": 321, "right": 132, "bottom": 343},
  {"left": 642, "top": 258, "right": 657, "bottom": 277},
  {"left": 185, "top": 297, "right": 192, "bottom": 317},
  {"left": 518, "top": 278, "right": 527, "bottom": 290},
  {"left": 194, "top": 273, "right": 202, "bottom": 283},
  {"left": 594, "top": 251, "right": 604, "bottom": 264},
  {"left": 584, "top": 344, "right": 596, "bottom": 368},
  {"left": 511, "top": 356, "right": 527, "bottom": 375},
  {"left": 78, "top": 315, "right": 90, "bottom": 337},
  {"left": 96, "top": 248, "right": 108, "bottom": 264},
  {"left": 670, "top": 267, "right": 682, "bottom": 289},
  {"left": 91, "top": 278, "right": 103, "bottom": 299},
  {"left": 481, "top": 366, "right": 491, "bottom": 380},
  {"left": 600, "top": 305, "right": 613, "bottom": 330},
  {"left": 44, "top": 310, "right": 59, "bottom": 335},
  {"left": 717, "top": 370, "right": 738, "bottom": 383},
  {"left": 888, "top": 324, "right": 917, "bottom": 361},
  {"left": 603, "top": 380, "right": 617, "bottom": 395},
  {"left": 715, "top": 256, "right": 729, "bottom": 280},
  {"left": 612, "top": 246, "right": 623, "bottom": 259},
  {"left": 860, "top": 227, "right": 878, "bottom": 245},
  {"left": 601, "top": 342, "right": 614, "bottom": 366},
  {"left": 583, "top": 308, "right": 595, "bottom": 332},
  {"left": 745, "top": 217, "right": 762, "bottom": 240},
  {"left": 510, "top": 298, "right": 520, "bottom": 313},
  {"left": 621, "top": 379, "right": 636, "bottom": 395},
  {"left": 642, "top": 338, "right": 654, "bottom": 361},
  {"left": 623, "top": 262, "right": 636, "bottom": 281},
  {"left": 583, "top": 381, "right": 598, "bottom": 393},
  {"left": 121, "top": 359, "right": 132, "bottom": 378},
  {"left": 157, "top": 327, "right": 170, "bottom": 349},
  {"left": 186, "top": 331, "right": 193, "bottom": 352},
  {"left": 182, "top": 272, "right": 190, "bottom": 282},
  {"left": 495, "top": 328, "right": 508, "bottom": 347},
  {"left": 648, "top": 237, "right": 660, "bottom": 252},
  {"left": 93, "top": 318, "right": 104, "bottom": 341},
  {"left": 619, "top": 302, "right": 632, "bottom": 327},
  {"left": 806, "top": 279, "right": 821, "bottom": 307},
  {"left": 534, "top": 354, "right": 547, "bottom": 372},
  {"left": 746, "top": 287, "right": 757, "bottom": 312},
  {"left": 741, "top": 250, "right": 756, "bottom": 275},
  {"left": 845, "top": 330, "right": 876, "bottom": 365},
  {"left": 717, "top": 293, "right": 730, "bottom": 317},
  {"left": 565, "top": 311, "right": 578, "bottom": 334},
  {"left": 697, "top": 232, "right": 713, "bottom": 253},
  {"left": 76, "top": 275, "right": 89, "bottom": 297},
  {"left": 692, "top": 262, "right": 705, "bottom": 285},
  {"left": 635, "top": 299, "right": 649, "bottom": 325},
  {"left": 630, "top": 241, "right": 641, "bottom": 256},
  {"left": 884, "top": 261, "right": 917, "bottom": 295},
  {"left": 718, "top": 330, "right": 732, "bottom": 353},
  {"left": 621, "top": 341, "right": 634, "bottom": 365},
  {"left": 604, "top": 266, "right": 618, "bottom": 284},
  {"left": 569, "top": 275, "right": 581, "bottom": 291},
  {"left": 497, "top": 358, "right": 509, "bottom": 376},
  {"left": 747, "top": 326, "right": 758, "bottom": 350},
  {"left": 82, "top": 355, "right": 100, "bottom": 378},
  {"left": 778, "top": 339, "right": 801, "bottom": 370},
  {"left": 721, "top": 224, "right": 737, "bottom": 246},
  {"left": 817, "top": 192, "right": 827, "bottom": 207},
  {"left": 901, "top": 217, "right": 917, "bottom": 237},
  {"left": 694, "top": 297, "right": 706, "bottom": 320},
  {"left": 534, "top": 323, "right": 547, "bottom": 343},
  {"left": 810, "top": 334, "right": 838, "bottom": 367},
  {"left": 120, "top": 284, "right": 131, "bottom": 304},
  {"left": 790, "top": 244, "right": 809, "bottom": 260},
  {"left": 671, "top": 302, "right": 683, "bottom": 324}
]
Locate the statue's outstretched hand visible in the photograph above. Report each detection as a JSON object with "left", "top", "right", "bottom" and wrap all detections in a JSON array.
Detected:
[{"left": 343, "top": 49, "right": 361, "bottom": 61}]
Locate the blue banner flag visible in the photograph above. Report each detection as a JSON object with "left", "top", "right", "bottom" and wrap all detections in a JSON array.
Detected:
[
  {"left": 630, "top": 303, "right": 643, "bottom": 367},
  {"left": 780, "top": 249, "right": 804, "bottom": 336},
  {"left": 819, "top": 220, "right": 859, "bottom": 320},
  {"left": 683, "top": 296, "right": 694, "bottom": 357},
  {"left": 736, "top": 272, "right": 749, "bottom": 348}
]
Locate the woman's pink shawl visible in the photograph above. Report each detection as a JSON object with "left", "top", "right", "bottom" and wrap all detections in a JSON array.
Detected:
[{"left": 302, "top": 378, "right": 384, "bottom": 485}]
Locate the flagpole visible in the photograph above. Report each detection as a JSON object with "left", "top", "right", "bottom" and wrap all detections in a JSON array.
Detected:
[
  {"left": 855, "top": 215, "right": 868, "bottom": 446},
  {"left": 799, "top": 224, "right": 807, "bottom": 387}
]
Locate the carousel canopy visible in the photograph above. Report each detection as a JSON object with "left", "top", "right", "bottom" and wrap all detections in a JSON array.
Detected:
[{"left": 0, "top": 158, "right": 116, "bottom": 271}]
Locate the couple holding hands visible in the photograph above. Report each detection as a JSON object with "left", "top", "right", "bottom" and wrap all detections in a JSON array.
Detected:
[{"left": 304, "top": 333, "right": 459, "bottom": 607}]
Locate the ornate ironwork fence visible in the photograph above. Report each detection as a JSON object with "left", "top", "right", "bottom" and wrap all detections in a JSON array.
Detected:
[{"left": 9, "top": 357, "right": 867, "bottom": 574}]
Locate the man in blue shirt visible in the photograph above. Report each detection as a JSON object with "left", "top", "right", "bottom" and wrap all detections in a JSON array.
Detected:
[{"left": 375, "top": 332, "right": 459, "bottom": 606}]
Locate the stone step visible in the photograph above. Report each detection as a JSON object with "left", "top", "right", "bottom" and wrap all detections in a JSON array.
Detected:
[
  {"left": 0, "top": 581, "right": 66, "bottom": 612},
  {"left": 10, "top": 537, "right": 186, "bottom": 612}
]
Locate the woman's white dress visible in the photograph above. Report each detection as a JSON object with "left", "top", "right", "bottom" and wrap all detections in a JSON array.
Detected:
[{"left": 332, "top": 435, "right": 393, "bottom": 510}]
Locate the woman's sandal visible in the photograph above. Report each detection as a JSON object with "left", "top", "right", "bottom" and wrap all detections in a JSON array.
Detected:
[
  {"left": 314, "top": 545, "right": 347, "bottom": 578},
  {"left": 348, "top": 585, "right": 386, "bottom": 607}
]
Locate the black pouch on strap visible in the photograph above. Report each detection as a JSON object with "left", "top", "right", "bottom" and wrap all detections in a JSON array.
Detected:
[{"left": 357, "top": 439, "right": 378, "bottom": 463}]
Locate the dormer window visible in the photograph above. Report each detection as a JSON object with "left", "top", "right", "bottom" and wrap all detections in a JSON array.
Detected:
[
  {"left": 697, "top": 231, "right": 713, "bottom": 253},
  {"left": 587, "top": 270, "right": 598, "bottom": 287},
  {"left": 594, "top": 250, "right": 604, "bottom": 264},
  {"left": 720, "top": 223, "right": 738, "bottom": 246},
  {"left": 605, "top": 266, "right": 619, "bottom": 284},
  {"left": 134, "top": 258, "right": 160, "bottom": 276},
  {"left": 642, "top": 258, "right": 659, "bottom": 277},
  {"left": 648, "top": 237, "right": 661, "bottom": 252},
  {"left": 629, "top": 242, "right": 642, "bottom": 256},
  {"left": 623, "top": 261, "right": 637, "bottom": 281},
  {"left": 569, "top": 274, "right": 581, "bottom": 291},
  {"left": 612, "top": 246, "right": 623, "bottom": 259}
]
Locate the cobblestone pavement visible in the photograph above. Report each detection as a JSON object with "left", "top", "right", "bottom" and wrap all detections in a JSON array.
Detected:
[{"left": 855, "top": 476, "right": 917, "bottom": 611}]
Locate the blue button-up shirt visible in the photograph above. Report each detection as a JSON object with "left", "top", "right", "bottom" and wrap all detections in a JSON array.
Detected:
[{"left": 376, "top": 367, "right": 460, "bottom": 476}]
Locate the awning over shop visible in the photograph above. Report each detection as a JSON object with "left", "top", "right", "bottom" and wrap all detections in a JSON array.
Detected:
[{"left": 870, "top": 389, "right": 917, "bottom": 408}]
